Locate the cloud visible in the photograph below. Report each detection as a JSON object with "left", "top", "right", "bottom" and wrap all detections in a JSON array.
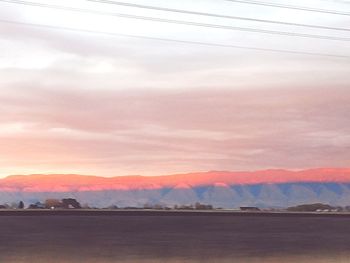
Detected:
[
  {"left": 0, "top": 0, "right": 349, "bottom": 176},
  {"left": 0, "top": 85, "right": 350, "bottom": 176}
]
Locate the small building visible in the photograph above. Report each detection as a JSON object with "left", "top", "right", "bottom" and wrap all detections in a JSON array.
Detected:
[{"left": 240, "top": 206, "right": 261, "bottom": 212}]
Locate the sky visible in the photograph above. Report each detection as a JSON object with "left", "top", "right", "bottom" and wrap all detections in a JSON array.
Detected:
[{"left": 0, "top": 0, "right": 349, "bottom": 177}]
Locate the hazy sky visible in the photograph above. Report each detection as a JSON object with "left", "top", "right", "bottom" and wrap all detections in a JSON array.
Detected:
[{"left": 0, "top": 0, "right": 350, "bottom": 177}]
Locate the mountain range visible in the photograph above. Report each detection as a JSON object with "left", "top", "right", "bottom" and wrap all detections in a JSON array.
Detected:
[{"left": 1, "top": 168, "right": 350, "bottom": 208}]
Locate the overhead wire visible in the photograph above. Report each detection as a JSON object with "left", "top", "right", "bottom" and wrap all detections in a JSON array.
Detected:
[
  {"left": 0, "top": 19, "right": 349, "bottom": 59},
  {"left": 86, "top": 0, "right": 350, "bottom": 32},
  {"left": 225, "top": 0, "right": 350, "bottom": 16},
  {"left": 319, "top": 0, "right": 350, "bottom": 4},
  {"left": 0, "top": 0, "right": 350, "bottom": 42}
]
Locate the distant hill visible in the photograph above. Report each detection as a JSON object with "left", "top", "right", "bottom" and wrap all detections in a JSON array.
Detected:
[{"left": 1, "top": 168, "right": 350, "bottom": 208}]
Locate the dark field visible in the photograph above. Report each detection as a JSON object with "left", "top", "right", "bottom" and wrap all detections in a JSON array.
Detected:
[{"left": 0, "top": 211, "right": 350, "bottom": 263}]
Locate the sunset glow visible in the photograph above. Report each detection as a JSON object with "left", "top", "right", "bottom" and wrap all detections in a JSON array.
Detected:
[
  {"left": 0, "top": 168, "right": 349, "bottom": 192},
  {"left": 0, "top": 0, "right": 349, "bottom": 178}
]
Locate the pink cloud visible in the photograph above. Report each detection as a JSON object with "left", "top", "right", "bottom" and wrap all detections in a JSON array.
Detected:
[{"left": 0, "top": 87, "right": 349, "bottom": 176}]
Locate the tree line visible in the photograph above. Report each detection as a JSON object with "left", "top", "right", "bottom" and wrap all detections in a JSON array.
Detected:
[{"left": 0, "top": 198, "right": 82, "bottom": 209}]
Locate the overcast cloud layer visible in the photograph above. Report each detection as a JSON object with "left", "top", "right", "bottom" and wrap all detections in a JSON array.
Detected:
[{"left": 0, "top": 0, "right": 349, "bottom": 177}]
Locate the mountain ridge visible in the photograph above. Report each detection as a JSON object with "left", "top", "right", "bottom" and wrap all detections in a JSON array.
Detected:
[{"left": 1, "top": 168, "right": 350, "bottom": 192}]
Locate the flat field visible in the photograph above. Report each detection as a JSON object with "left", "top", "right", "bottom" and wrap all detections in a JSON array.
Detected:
[{"left": 0, "top": 211, "right": 349, "bottom": 262}]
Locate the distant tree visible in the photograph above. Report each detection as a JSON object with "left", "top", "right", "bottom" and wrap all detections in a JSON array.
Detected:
[
  {"left": 28, "top": 202, "right": 45, "bottom": 209},
  {"left": 205, "top": 204, "right": 213, "bottom": 210},
  {"left": 18, "top": 201, "right": 24, "bottom": 209},
  {"left": 61, "top": 198, "right": 81, "bottom": 209},
  {"left": 287, "top": 203, "right": 333, "bottom": 212},
  {"left": 0, "top": 204, "right": 9, "bottom": 209},
  {"left": 195, "top": 202, "right": 213, "bottom": 210},
  {"left": 28, "top": 204, "right": 37, "bottom": 209}
]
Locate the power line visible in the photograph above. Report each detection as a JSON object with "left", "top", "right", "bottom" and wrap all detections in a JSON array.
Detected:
[
  {"left": 0, "top": 19, "right": 348, "bottom": 59},
  {"left": 1, "top": 0, "right": 350, "bottom": 42},
  {"left": 87, "top": 0, "right": 350, "bottom": 32},
  {"left": 225, "top": 0, "right": 350, "bottom": 16},
  {"left": 320, "top": 0, "right": 350, "bottom": 4}
]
